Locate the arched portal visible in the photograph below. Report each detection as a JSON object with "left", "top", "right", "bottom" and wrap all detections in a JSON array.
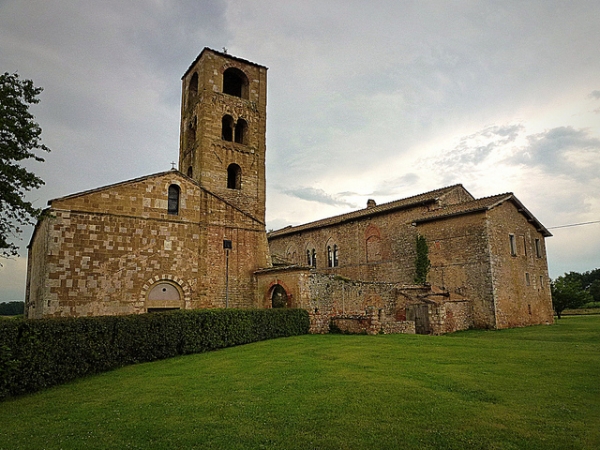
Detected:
[
  {"left": 271, "top": 284, "right": 288, "bottom": 308},
  {"left": 147, "top": 281, "right": 183, "bottom": 312}
]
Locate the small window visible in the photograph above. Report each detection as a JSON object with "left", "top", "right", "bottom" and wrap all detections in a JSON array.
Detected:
[
  {"left": 535, "top": 239, "right": 542, "bottom": 258},
  {"left": 540, "top": 275, "right": 544, "bottom": 288},
  {"left": 187, "top": 166, "right": 193, "bottom": 177},
  {"left": 222, "top": 115, "right": 234, "bottom": 141},
  {"left": 327, "top": 246, "right": 333, "bottom": 267},
  {"left": 306, "top": 250, "right": 311, "bottom": 266},
  {"left": 234, "top": 118, "right": 248, "bottom": 144},
  {"left": 223, "top": 68, "right": 249, "bottom": 99},
  {"left": 187, "top": 122, "right": 196, "bottom": 149},
  {"left": 168, "top": 185, "right": 180, "bottom": 215},
  {"left": 227, "top": 163, "right": 241, "bottom": 190},
  {"left": 333, "top": 245, "right": 339, "bottom": 267},
  {"left": 189, "top": 72, "right": 198, "bottom": 95},
  {"left": 312, "top": 249, "right": 317, "bottom": 268},
  {"left": 509, "top": 234, "right": 517, "bottom": 256},
  {"left": 522, "top": 236, "right": 527, "bottom": 256},
  {"left": 525, "top": 272, "right": 530, "bottom": 286}
]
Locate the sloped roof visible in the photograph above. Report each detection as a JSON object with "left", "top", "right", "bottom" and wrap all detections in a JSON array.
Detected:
[
  {"left": 268, "top": 184, "right": 465, "bottom": 238},
  {"left": 47, "top": 170, "right": 181, "bottom": 205},
  {"left": 413, "top": 193, "right": 552, "bottom": 237},
  {"left": 47, "top": 170, "right": 265, "bottom": 225},
  {"left": 182, "top": 47, "right": 268, "bottom": 79},
  {"left": 268, "top": 186, "right": 551, "bottom": 239}
]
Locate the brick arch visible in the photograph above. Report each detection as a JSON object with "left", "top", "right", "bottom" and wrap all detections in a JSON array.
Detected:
[
  {"left": 265, "top": 279, "right": 294, "bottom": 308},
  {"left": 365, "top": 224, "right": 383, "bottom": 263},
  {"left": 365, "top": 224, "right": 381, "bottom": 240},
  {"left": 140, "top": 275, "right": 192, "bottom": 310}
]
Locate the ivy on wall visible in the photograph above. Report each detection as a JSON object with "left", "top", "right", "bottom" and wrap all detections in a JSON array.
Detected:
[{"left": 414, "top": 235, "right": 430, "bottom": 284}]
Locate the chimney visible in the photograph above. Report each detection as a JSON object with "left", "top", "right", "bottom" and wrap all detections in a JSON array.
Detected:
[{"left": 367, "top": 199, "right": 376, "bottom": 208}]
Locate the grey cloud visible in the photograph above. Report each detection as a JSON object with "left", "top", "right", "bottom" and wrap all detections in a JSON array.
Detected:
[
  {"left": 371, "top": 173, "right": 420, "bottom": 196},
  {"left": 589, "top": 90, "right": 600, "bottom": 100},
  {"left": 436, "top": 124, "right": 524, "bottom": 167},
  {"left": 282, "top": 187, "right": 356, "bottom": 207},
  {"left": 513, "top": 126, "right": 600, "bottom": 179}
]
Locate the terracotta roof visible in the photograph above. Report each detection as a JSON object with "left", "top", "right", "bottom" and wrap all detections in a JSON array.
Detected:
[
  {"left": 182, "top": 47, "right": 268, "bottom": 79},
  {"left": 413, "top": 193, "right": 552, "bottom": 237},
  {"left": 268, "top": 184, "right": 465, "bottom": 238},
  {"left": 269, "top": 186, "right": 551, "bottom": 239}
]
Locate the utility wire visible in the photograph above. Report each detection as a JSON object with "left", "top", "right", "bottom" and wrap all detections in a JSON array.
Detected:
[{"left": 547, "top": 220, "right": 600, "bottom": 230}]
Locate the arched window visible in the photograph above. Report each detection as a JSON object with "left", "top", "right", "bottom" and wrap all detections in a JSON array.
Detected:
[
  {"left": 189, "top": 72, "right": 198, "bottom": 96},
  {"left": 234, "top": 118, "right": 248, "bottom": 144},
  {"left": 223, "top": 68, "right": 249, "bottom": 99},
  {"left": 227, "top": 163, "right": 241, "bottom": 190},
  {"left": 327, "top": 246, "right": 333, "bottom": 267},
  {"left": 306, "top": 247, "right": 317, "bottom": 267},
  {"left": 187, "top": 121, "right": 196, "bottom": 149},
  {"left": 187, "top": 166, "right": 193, "bottom": 177},
  {"left": 333, "top": 245, "right": 339, "bottom": 267},
  {"left": 222, "top": 115, "right": 234, "bottom": 141},
  {"left": 168, "top": 184, "right": 180, "bottom": 215}
]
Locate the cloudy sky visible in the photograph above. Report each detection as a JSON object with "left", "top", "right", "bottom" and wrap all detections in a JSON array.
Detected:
[{"left": 1, "top": 0, "right": 599, "bottom": 302}]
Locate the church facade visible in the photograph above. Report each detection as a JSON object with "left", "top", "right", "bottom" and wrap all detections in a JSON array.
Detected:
[{"left": 25, "top": 48, "right": 554, "bottom": 333}]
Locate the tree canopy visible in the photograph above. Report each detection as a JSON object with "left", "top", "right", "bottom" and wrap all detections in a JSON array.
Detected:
[
  {"left": 0, "top": 72, "right": 50, "bottom": 258},
  {"left": 551, "top": 270, "right": 597, "bottom": 319}
]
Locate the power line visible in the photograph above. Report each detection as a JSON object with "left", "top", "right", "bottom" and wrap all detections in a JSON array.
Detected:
[{"left": 547, "top": 220, "right": 600, "bottom": 230}]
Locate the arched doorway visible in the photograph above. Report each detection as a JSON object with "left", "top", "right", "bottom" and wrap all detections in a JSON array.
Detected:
[
  {"left": 146, "top": 281, "right": 182, "bottom": 312},
  {"left": 271, "top": 284, "right": 288, "bottom": 308}
]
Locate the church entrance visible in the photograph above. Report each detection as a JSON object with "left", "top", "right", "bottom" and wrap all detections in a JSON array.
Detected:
[{"left": 271, "top": 284, "right": 288, "bottom": 308}]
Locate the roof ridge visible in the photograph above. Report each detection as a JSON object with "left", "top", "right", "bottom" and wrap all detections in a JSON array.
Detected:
[
  {"left": 269, "top": 183, "right": 467, "bottom": 238},
  {"left": 48, "top": 170, "right": 184, "bottom": 205}
]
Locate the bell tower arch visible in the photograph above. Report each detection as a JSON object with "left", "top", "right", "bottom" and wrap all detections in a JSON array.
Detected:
[{"left": 179, "top": 48, "right": 267, "bottom": 222}]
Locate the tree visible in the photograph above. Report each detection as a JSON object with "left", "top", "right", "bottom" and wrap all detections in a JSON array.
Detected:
[
  {"left": 0, "top": 301, "right": 24, "bottom": 316},
  {"left": 551, "top": 273, "right": 592, "bottom": 319},
  {"left": 0, "top": 72, "right": 50, "bottom": 258}
]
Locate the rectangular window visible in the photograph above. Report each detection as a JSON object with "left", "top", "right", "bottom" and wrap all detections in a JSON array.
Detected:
[
  {"left": 535, "top": 239, "right": 542, "bottom": 258},
  {"left": 525, "top": 272, "right": 530, "bottom": 286},
  {"left": 539, "top": 275, "right": 544, "bottom": 288},
  {"left": 522, "top": 236, "right": 527, "bottom": 256},
  {"left": 509, "top": 234, "right": 517, "bottom": 256}
]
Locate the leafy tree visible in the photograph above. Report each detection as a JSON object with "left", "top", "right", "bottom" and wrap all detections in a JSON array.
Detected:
[
  {"left": 551, "top": 273, "right": 592, "bottom": 319},
  {"left": 581, "top": 268, "right": 600, "bottom": 303},
  {"left": 414, "top": 235, "right": 430, "bottom": 284},
  {"left": 0, "top": 301, "right": 24, "bottom": 316},
  {"left": 0, "top": 72, "right": 50, "bottom": 258}
]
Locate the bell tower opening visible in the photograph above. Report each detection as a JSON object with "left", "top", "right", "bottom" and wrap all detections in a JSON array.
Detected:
[{"left": 223, "top": 67, "right": 249, "bottom": 99}]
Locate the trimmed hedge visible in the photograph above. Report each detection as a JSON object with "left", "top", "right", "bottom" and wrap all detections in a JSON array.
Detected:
[{"left": 0, "top": 308, "right": 309, "bottom": 400}]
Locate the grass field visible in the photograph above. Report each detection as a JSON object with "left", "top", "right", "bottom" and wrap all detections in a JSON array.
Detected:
[{"left": 1, "top": 316, "right": 599, "bottom": 450}]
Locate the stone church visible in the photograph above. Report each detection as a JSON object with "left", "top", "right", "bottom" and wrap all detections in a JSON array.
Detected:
[{"left": 25, "top": 48, "right": 554, "bottom": 333}]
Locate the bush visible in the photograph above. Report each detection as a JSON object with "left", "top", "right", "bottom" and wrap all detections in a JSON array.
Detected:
[{"left": 0, "top": 308, "right": 309, "bottom": 400}]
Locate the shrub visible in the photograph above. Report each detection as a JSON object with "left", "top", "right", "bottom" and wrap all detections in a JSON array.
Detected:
[{"left": 0, "top": 308, "right": 309, "bottom": 400}]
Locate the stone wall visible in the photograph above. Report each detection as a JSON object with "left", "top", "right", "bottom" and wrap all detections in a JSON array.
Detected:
[
  {"left": 486, "top": 202, "right": 554, "bottom": 328},
  {"left": 416, "top": 211, "right": 496, "bottom": 329},
  {"left": 26, "top": 172, "right": 269, "bottom": 318}
]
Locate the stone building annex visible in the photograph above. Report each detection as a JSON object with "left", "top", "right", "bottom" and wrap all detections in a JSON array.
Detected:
[{"left": 25, "top": 48, "right": 554, "bottom": 334}]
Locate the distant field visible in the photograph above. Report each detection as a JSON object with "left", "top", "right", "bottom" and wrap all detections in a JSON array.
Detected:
[{"left": 1, "top": 316, "right": 599, "bottom": 450}]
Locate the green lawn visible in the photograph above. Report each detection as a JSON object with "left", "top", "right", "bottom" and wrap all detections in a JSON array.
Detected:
[{"left": 1, "top": 316, "right": 599, "bottom": 450}]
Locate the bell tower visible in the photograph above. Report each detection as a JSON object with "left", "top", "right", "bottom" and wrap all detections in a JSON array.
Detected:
[{"left": 179, "top": 48, "right": 267, "bottom": 223}]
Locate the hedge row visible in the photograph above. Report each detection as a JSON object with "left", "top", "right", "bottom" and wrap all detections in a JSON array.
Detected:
[{"left": 0, "top": 308, "right": 310, "bottom": 400}]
